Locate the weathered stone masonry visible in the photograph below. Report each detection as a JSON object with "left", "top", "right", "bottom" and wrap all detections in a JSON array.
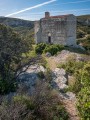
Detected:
[{"left": 34, "top": 12, "right": 76, "bottom": 46}]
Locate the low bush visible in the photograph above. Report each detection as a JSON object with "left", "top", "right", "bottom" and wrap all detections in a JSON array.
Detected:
[
  {"left": 58, "top": 60, "right": 90, "bottom": 119},
  {"left": 75, "top": 62, "right": 90, "bottom": 119},
  {"left": 44, "top": 44, "right": 64, "bottom": 55},
  {"left": 0, "top": 77, "right": 17, "bottom": 94},
  {"left": 35, "top": 43, "right": 46, "bottom": 54},
  {"left": 58, "top": 60, "right": 84, "bottom": 75},
  {"left": 0, "top": 82, "right": 69, "bottom": 120},
  {"left": 35, "top": 43, "right": 64, "bottom": 55}
]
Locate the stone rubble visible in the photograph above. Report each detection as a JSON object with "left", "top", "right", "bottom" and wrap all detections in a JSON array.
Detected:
[
  {"left": 0, "top": 64, "right": 76, "bottom": 103},
  {"left": 52, "top": 50, "right": 85, "bottom": 63},
  {"left": 19, "top": 65, "right": 46, "bottom": 91},
  {"left": 51, "top": 68, "right": 76, "bottom": 101},
  {"left": 51, "top": 68, "right": 68, "bottom": 90},
  {"left": 0, "top": 65, "right": 46, "bottom": 103}
]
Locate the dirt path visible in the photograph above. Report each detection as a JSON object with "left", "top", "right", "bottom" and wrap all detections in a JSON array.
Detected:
[
  {"left": 58, "top": 92, "right": 80, "bottom": 120},
  {"left": 63, "top": 99, "right": 80, "bottom": 120}
]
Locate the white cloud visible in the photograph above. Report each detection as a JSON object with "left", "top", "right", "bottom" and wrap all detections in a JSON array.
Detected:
[{"left": 5, "top": 0, "right": 57, "bottom": 17}]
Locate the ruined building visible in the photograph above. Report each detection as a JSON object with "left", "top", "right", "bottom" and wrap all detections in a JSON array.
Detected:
[{"left": 34, "top": 12, "right": 76, "bottom": 46}]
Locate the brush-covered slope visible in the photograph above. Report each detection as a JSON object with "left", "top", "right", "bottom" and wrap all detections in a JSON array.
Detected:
[{"left": 0, "top": 17, "right": 34, "bottom": 38}]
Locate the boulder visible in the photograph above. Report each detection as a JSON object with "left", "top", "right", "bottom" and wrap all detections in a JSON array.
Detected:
[
  {"left": 52, "top": 68, "right": 68, "bottom": 90},
  {"left": 46, "top": 52, "right": 51, "bottom": 57},
  {"left": 54, "top": 68, "right": 66, "bottom": 76},
  {"left": 55, "top": 76, "right": 67, "bottom": 84},
  {"left": 58, "top": 84, "right": 68, "bottom": 90}
]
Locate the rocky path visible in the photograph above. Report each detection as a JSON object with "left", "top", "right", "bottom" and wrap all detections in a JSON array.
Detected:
[
  {"left": 59, "top": 92, "right": 80, "bottom": 120},
  {"left": 63, "top": 99, "right": 80, "bottom": 120}
]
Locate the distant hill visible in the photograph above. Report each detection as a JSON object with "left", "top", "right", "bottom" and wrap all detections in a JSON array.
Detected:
[
  {"left": 0, "top": 17, "right": 34, "bottom": 43},
  {"left": 77, "top": 15, "right": 90, "bottom": 52},
  {"left": 0, "top": 17, "right": 34, "bottom": 36},
  {"left": 0, "top": 17, "right": 34, "bottom": 28},
  {"left": 77, "top": 15, "right": 90, "bottom": 26},
  {"left": 77, "top": 15, "right": 90, "bottom": 19}
]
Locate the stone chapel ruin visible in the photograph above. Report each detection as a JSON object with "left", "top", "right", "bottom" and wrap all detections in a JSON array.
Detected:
[{"left": 34, "top": 12, "right": 76, "bottom": 46}]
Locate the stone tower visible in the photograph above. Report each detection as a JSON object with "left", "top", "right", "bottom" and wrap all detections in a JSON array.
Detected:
[{"left": 34, "top": 12, "right": 76, "bottom": 46}]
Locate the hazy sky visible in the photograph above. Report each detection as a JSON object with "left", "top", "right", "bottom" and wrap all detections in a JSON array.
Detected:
[{"left": 0, "top": 0, "right": 90, "bottom": 20}]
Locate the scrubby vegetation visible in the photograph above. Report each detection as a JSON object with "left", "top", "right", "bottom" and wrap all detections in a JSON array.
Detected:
[
  {"left": 35, "top": 43, "right": 47, "bottom": 54},
  {"left": 35, "top": 43, "right": 64, "bottom": 55},
  {"left": 0, "top": 24, "right": 32, "bottom": 94},
  {"left": 58, "top": 58, "right": 90, "bottom": 120},
  {"left": 0, "top": 24, "right": 69, "bottom": 120},
  {"left": 0, "top": 81, "right": 69, "bottom": 120},
  {"left": 77, "top": 15, "right": 90, "bottom": 53},
  {"left": 0, "top": 15, "right": 90, "bottom": 120},
  {"left": 77, "top": 35, "right": 90, "bottom": 53}
]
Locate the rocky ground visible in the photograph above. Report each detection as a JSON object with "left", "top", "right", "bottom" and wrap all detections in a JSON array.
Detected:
[
  {"left": 0, "top": 64, "right": 80, "bottom": 120},
  {"left": 46, "top": 50, "right": 90, "bottom": 70},
  {"left": 1, "top": 50, "right": 84, "bottom": 120}
]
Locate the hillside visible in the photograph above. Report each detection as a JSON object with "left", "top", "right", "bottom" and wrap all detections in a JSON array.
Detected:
[
  {"left": 0, "top": 17, "right": 34, "bottom": 40},
  {"left": 77, "top": 14, "right": 90, "bottom": 18},
  {"left": 0, "top": 17, "right": 34, "bottom": 28},
  {"left": 77, "top": 15, "right": 90, "bottom": 52},
  {"left": 0, "top": 16, "right": 90, "bottom": 120}
]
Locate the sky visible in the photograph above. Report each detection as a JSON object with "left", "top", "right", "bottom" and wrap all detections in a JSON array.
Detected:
[{"left": 0, "top": 0, "right": 90, "bottom": 20}]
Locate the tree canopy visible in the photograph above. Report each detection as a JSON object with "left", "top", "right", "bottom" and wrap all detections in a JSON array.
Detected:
[{"left": 0, "top": 24, "right": 32, "bottom": 94}]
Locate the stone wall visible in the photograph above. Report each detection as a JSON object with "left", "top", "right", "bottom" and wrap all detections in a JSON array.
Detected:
[
  {"left": 66, "top": 15, "right": 76, "bottom": 46},
  {"left": 35, "top": 14, "right": 76, "bottom": 46},
  {"left": 34, "top": 21, "right": 41, "bottom": 43}
]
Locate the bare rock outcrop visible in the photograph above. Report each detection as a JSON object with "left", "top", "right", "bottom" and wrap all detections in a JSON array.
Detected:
[{"left": 51, "top": 68, "right": 68, "bottom": 90}]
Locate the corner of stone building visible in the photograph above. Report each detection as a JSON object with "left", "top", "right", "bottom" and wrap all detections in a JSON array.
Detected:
[{"left": 34, "top": 20, "right": 41, "bottom": 44}]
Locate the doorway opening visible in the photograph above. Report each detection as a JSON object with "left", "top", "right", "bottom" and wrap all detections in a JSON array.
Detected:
[
  {"left": 48, "top": 32, "right": 51, "bottom": 44},
  {"left": 48, "top": 36, "right": 51, "bottom": 44}
]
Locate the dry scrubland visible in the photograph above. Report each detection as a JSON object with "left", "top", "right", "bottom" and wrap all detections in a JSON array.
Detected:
[{"left": 0, "top": 15, "right": 90, "bottom": 120}]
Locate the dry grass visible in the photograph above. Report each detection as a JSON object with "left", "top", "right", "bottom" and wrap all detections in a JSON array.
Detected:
[{"left": 45, "top": 57, "right": 57, "bottom": 70}]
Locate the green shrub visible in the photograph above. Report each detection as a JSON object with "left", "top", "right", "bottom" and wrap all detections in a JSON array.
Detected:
[
  {"left": 58, "top": 60, "right": 90, "bottom": 119},
  {"left": 35, "top": 43, "right": 46, "bottom": 54},
  {"left": 76, "top": 62, "right": 90, "bottom": 120},
  {"left": 35, "top": 43, "right": 64, "bottom": 55},
  {"left": 0, "top": 24, "right": 32, "bottom": 94},
  {"left": 0, "top": 77, "right": 17, "bottom": 94},
  {"left": 14, "top": 95, "right": 35, "bottom": 110},
  {"left": 44, "top": 44, "right": 64, "bottom": 55},
  {"left": 58, "top": 60, "right": 84, "bottom": 75},
  {"left": 77, "top": 86, "right": 90, "bottom": 120}
]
